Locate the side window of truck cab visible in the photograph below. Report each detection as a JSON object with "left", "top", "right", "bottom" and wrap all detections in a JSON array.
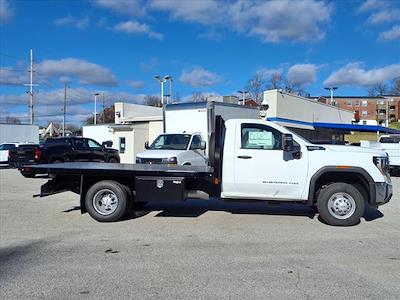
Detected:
[
  {"left": 190, "top": 135, "right": 202, "bottom": 150},
  {"left": 241, "top": 124, "right": 282, "bottom": 150}
]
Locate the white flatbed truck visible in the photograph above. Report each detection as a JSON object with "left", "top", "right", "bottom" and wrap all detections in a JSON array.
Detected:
[{"left": 24, "top": 116, "right": 392, "bottom": 226}]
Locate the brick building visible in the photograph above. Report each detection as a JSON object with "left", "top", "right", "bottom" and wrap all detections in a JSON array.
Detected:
[{"left": 314, "top": 95, "right": 400, "bottom": 126}]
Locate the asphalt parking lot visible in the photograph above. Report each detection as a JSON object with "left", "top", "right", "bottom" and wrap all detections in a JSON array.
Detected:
[{"left": 0, "top": 169, "right": 399, "bottom": 299}]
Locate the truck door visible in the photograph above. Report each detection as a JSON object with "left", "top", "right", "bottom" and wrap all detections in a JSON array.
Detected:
[
  {"left": 232, "top": 123, "right": 308, "bottom": 200},
  {"left": 87, "top": 139, "right": 106, "bottom": 161},
  {"left": 72, "top": 139, "right": 91, "bottom": 161},
  {"left": 188, "top": 135, "right": 207, "bottom": 165}
]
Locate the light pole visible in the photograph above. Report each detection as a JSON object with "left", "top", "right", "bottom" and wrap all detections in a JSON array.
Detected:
[
  {"left": 324, "top": 87, "right": 338, "bottom": 106},
  {"left": 164, "top": 75, "right": 173, "bottom": 103},
  {"left": 238, "top": 90, "right": 248, "bottom": 105},
  {"left": 94, "top": 92, "right": 100, "bottom": 124},
  {"left": 154, "top": 75, "right": 173, "bottom": 105}
]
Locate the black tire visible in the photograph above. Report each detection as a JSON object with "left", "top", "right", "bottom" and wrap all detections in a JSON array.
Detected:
[
  {"left": 52, "top": 159, "right": 63, "bottom": 164},
  {"left": 85, "top": 180, "right": 130, "bottom": 222},
  {"left": 108, "top": 157, "right": 119, "bottom": 163},
  {"left": 317, "top": 182, "right": 365, "bottom": 226}
]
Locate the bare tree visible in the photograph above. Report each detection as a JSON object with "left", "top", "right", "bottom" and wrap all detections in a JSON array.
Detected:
[
  {"left": 85, "top": 105, "right": 115, "bottom": 125},
  {"left": 368, "top": 82, "right": 388, "bottom": 96},
  {"left": 391, "top": 78, "right": 400, "bottom": 95},
  {"left": 145, "top": 95, "right": 162, "bottom": 107},
  {"left": 190, "top": 92, "right": 207, "bottom": 102},
  {"left": 269, "top": 72, "right": 284, "bottom": 89},
  {"left": 245, "top": 73, "right": 267, "bottom": 104},
  {"left": 5, "top": 116, "right": 22, "bottom": 124}
]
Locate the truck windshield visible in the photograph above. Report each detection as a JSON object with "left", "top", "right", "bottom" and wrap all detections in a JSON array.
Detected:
[{"left": 149, "top": 134, "right": 191, "bottom": 150}]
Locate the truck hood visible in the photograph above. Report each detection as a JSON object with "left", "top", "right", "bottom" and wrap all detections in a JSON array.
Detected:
[
  {"left": 323, "top": 145, "right": 386, "bottom": 156},
  {"left": 137, "top": 149, "right": 186, "bottom": 159}
]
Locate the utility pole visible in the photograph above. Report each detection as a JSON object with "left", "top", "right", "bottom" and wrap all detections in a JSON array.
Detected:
[{"left": 63, "top": 83, "right": 67, "bottom": 136}]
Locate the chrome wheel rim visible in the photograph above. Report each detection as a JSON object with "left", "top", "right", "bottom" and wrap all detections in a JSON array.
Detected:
[
  {"left": 93, "top": 189, "right": 119, "bottom": 216},
  {"left": 327, "top": 192, "right": 356, "bottom": 219}
]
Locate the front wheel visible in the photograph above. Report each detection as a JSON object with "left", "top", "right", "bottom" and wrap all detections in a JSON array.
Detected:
[
  {"left": 317, "top": 183, "right": 365, "bottom": 226},
  {"left": 108, "top": 157, "right": 119, "bottom": 163},
  {"left": 85, "top": 180, "right": 131, "bottom": 222}
]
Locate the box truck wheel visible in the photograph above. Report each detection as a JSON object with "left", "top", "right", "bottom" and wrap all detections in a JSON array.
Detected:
[
  {"left": 317, "top": 182, "right": 365, "bottom": 226},
  {"left": 85, "top": 180, "right": 130, "bottom": 222}
]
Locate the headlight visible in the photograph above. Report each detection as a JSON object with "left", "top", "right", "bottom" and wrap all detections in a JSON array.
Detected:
[
  {"left": 136, "top": 157, "right": 142, "bottom": 163},
  {"left": 162, "top": 157, "right": 177, "bottom": 164},
  {"left": 373, "top": 156, "right": 389, "bottom": 175}
]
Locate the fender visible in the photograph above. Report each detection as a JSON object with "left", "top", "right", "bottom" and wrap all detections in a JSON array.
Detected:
[{"left": 307, "top": 166, "right": 376, "bottom": 206}]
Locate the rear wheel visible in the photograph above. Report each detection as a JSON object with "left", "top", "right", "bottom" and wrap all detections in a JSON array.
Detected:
[
  {"left": 85, "top": 180, "right": 130, "bottom": 222},
  {"left": 108, "top": 157, "right": 119, "bottom": 163},
  {"left": 317, "top": 183, "right": 365, "bottom": 226}
]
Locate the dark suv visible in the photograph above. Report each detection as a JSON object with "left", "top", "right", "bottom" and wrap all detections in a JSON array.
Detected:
[{"left": 10, "top": 137, "right": 119, "bottom": 177}]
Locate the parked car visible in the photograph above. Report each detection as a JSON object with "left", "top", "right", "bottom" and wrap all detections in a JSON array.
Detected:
[
  {"left": 0, "top": 143, "right": 19, "bottom": 165},
  {"left": 9, "top": 137, "right": 119, "bottom": 177},
  {"left": 361, "top": 134, "right": 400, "bottom": 173}
]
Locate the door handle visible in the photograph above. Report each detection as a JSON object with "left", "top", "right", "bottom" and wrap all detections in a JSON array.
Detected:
[{"left": 237, "top": 155, "right": 252, "bottom": 159}]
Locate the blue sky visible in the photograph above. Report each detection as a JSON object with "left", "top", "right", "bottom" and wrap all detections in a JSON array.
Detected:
[{"left": 1, "top": 0, "right": 400, "bottom": 125}]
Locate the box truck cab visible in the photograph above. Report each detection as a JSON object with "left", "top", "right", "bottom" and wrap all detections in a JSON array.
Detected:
[
  {"left": 136, "top": 102, "right": 259, "bottom": 166},
  {"left": 136, "top": 132, "right": 207, "bottom": 165}
]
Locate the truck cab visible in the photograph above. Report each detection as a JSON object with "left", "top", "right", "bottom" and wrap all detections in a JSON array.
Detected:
[{"left": 136, "top": 133, "right": 207, "bottom": 166}]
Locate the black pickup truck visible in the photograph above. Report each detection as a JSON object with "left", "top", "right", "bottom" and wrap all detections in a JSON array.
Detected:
[{"left": 10, "top": 137, "right": 119, "bottom": 177}]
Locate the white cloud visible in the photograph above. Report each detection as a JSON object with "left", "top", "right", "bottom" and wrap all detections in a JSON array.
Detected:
[
  {"left": 324, "top": 63, "right": 400, "bottom": 87},
  {"left": 139, "top": 57, "right": 159, "bottom": 72},
  {"left": 0, "top": 68, "right": 27, "bottom": 85},
  {"left": 1, "top": 87, "right": 148, "bottom": 124},
  {"left": 92, "top": 0, "right": 146, "bottom": 17},
  {"left": 257, "top": 68, "right": 283, "bottom": 79},
  {"left": 0, "top": 0, "right": 14, "bottom": 22},
  {"left": 287, "top": 64, "right": 317, "bottom": 86},
  {"left": 228, "top": 0, "right": 331, "bottom": 42},
  {"left": 150, "top": 0, "right": 223, "bottom": 25},
  {"left": 53, "top": 15, "right": 90, "bottom": 29},
  {"left": 36, "top": 58, "right": 117, "bottom": 86},
  {"left": 127, "top": 80, "right": 144, "bottom": 89},
  {"left": 113, "top": 21, "right": 163, "bottom": 40},
  {"left": 180, "top": 67, "right": 221, "bottom": 87},
  {"left": 379, "top": 25, "right": 400, "bottom": 41},
  {"left": 197, "top": 29, "right": 223, "bottom": 42},
  {"left": 358, "top": 0, "right": 389, "bottom": 12},
  {"left": 367, "top": 9, "right": 400, "bottom": 24}
]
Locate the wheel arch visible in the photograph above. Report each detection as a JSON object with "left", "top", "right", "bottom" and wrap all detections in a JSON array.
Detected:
[{"left": 308, "top": 166, "right": 375, "bottom": 206}]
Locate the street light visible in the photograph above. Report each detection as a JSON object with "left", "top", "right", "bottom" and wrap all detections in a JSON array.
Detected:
[
  {"left": 154, "top": 75, "right": 173, "bottom": 105},
  {"left": 324, "top": 87, "right": 338, "bottom": 106},
  {"left": 238, "top": 90, "right": 248, "bottom": 105},
  {"left": 164, "top": 75, "right": 173, "bottom": 103},
  {"left": 93, "top": 92, "right": 100, "bottom": 124}
]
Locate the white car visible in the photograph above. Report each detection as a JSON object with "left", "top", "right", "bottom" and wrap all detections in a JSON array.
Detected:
[
  {"left": 136, "top": 133, "right": 207, "bottom": 166},
  {"left": 361, "top": 135, "right": 400, "bottom": 172},
  {"left": 0, "top": 143, "right": 19, "bottom": 165}
]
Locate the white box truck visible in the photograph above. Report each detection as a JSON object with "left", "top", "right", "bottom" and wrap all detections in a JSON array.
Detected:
[{"left": 136, "top": 102, "right": 259, "bottom": 166}]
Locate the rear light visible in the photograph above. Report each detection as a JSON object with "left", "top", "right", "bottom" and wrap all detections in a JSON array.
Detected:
[{"left": 34, "top": 148, "right": 41, "bottom": 161}]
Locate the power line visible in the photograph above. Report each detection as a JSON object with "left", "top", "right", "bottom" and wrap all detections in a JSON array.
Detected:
[{"left": 0, "top": 52, "right": 28, "bottom": 61}]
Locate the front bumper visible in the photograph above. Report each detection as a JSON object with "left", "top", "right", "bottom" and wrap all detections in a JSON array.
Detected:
[{"left": 374, "top": 182, "right": 392, "bottom": 206}]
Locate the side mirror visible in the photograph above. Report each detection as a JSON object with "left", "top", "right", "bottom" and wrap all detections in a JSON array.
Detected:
[
  {"left": 282, "top": 134, "right": 294, "bottom": 152},
  {"left": 200, "top": 141, "right": 206, "bottom": 150},
  {"left": 144, "top": 141, "right": 149, "bottom": 149},
  {"left": 102, "top": 140, "right": 113, "bottom": 148}
]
